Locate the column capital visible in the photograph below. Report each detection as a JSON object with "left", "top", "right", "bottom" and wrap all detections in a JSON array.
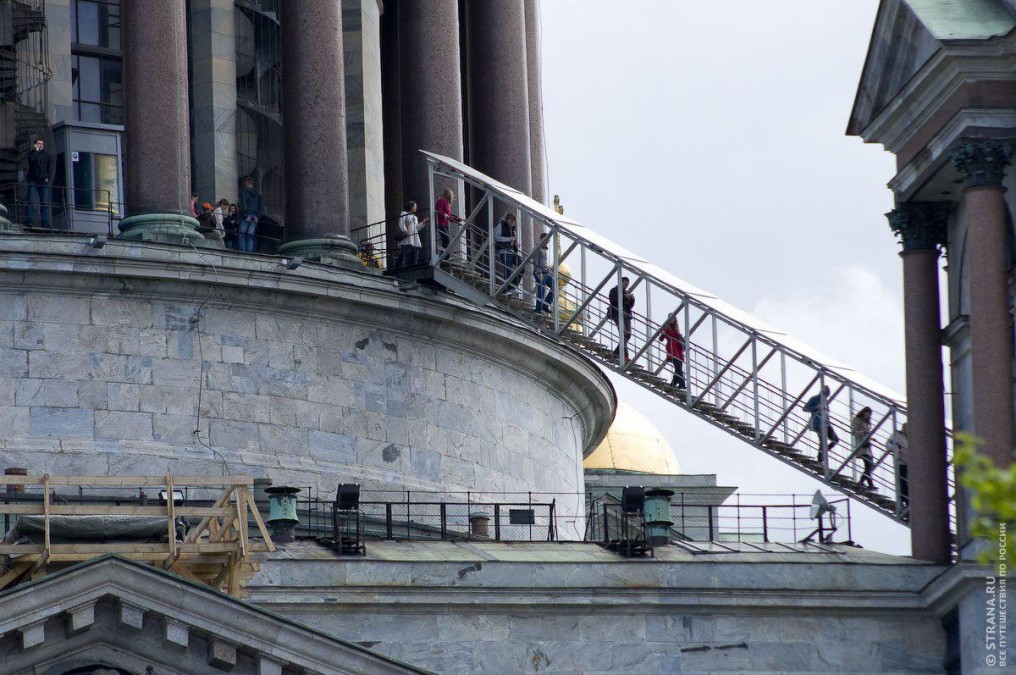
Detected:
[
  {"left": 950, "top": 138, "right": 1014, "bottom": 189},
  {"left": 887, "top": 202, "right": 949, "bottom": 252}
]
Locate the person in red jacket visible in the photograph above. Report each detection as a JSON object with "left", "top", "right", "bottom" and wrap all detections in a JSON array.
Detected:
[
  {"left": 434, "top": 189, "right": 463, "bottom": 253},
  {"left": 659, "top": 317, "right": 686, "bottom": 390}
]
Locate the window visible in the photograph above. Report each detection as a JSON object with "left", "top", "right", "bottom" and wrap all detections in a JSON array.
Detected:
[
  {"left": 71, "top": 0, "right": 121, "bottom": 51},
  {"left": 71, "top": 55, "right": 123, "bottom": 125},
  {"left": 71, "top": 152, "right": 121, "bottom": 214},
  {"left": 71, "top": 0, "right": 123, "bottom": 125}
]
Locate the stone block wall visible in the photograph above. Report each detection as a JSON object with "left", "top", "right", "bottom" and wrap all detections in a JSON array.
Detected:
[
  {"left": 250, "top": 545, "right": 950, "bottom": 674},
  {"left": 0, "top": 240, "right": 614, "bottom": 538}
]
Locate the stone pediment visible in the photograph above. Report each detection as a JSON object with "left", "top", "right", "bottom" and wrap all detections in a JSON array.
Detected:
[
  {"left": 0, "top": 555, "right": 427, "bottom": 675},
  {"left": 848, "top": 0, "right": 944, "bottom": 136},
  {"left": 848, "top": 0, "right": 1015, "bottom": 137}
]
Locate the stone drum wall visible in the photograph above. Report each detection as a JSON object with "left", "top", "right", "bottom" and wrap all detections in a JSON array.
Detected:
[{"left": 0, "top": 239, "right": 614, "bottom": 537}]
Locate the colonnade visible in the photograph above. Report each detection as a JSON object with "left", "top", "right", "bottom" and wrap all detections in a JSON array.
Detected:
[
  {"left": 891, "top": 138, "right": 1014, "bottom": 563},
  {"left": 118, "top": 0, "right": 546, "bottom": 259}
]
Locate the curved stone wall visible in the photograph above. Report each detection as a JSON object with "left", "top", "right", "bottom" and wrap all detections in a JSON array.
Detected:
[{"left": 0, "top": 238, "right": 614, "bottom": 535}]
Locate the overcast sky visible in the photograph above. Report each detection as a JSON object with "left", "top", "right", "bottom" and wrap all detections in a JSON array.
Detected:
[{"left": 540, "top": 1, "right": 915, "bottom": 554}]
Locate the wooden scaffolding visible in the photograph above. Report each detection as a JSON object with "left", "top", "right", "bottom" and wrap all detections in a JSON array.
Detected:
[{"left": 0, "top": 474, "right": 276, "bottom": 597}]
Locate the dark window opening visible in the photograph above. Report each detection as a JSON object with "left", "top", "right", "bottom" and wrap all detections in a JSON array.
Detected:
[{"left": 71, "top": 0, "right": 123, "bottom": 125}]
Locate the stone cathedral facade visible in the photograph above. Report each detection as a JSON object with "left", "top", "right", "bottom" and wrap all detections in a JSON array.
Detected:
[{"left": 0, "top": 1, "right": 1012, "bottom": 673}]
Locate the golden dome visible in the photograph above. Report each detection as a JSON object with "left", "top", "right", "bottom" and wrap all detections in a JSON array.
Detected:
[{"left": 584, "top": 403, "right": 680, "bottom": 474}]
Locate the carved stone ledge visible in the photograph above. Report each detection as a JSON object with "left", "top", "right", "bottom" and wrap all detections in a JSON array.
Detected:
[
  {"left": 65, "top": 601, "right": 96, "bottom": 635},
  {"left": 163, "top": 617, "right": 190, "bottom": 648}
]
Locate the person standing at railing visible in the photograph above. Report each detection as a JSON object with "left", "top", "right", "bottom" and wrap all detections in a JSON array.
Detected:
[
  {"left": 239, "top": 176, "right": 262, "bottom": 253},
  {"left": 494, "top": 212, "right": 521, "bottom": 295},
  {"left": 851, "top": 407, "right": 875, "bottom": 490},
  {"left": 26, "top": 138, "right": 52, "bottom": 229},
  {"left": 190, "top": 193, "right": 200, "bottom": 219},
  {"left": 532, "top": 233, "right": 553, "bottom": 312},
  {"left": 435, "top": 189, "right": 462, "bottom": 254},
  {"left": 223, "top": 203, "right": 239, "bottom": 250},
  {"left": 608, "top": 277, "right": 635, "bottom": 360},
  {"left": 887, "top": 422, "right": 909, "bottom": 507},
  {"left": 659, "top": 317, "right": 687, "bottom": 390},
  {"left": 213, "top": 199, "right": 229, "bottom": 239},
  {"left": 804, "top": 386, "right": 840, "bottom": 461},
  {"left": 396, "top": 200, "right": 428, "bottom": 267}
]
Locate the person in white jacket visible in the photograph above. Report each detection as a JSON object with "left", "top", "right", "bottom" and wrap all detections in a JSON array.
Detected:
[{"left": 397, "top": 200, "right": 429, "bottom": 267}]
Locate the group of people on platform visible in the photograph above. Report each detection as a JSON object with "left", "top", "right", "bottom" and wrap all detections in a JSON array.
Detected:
[
  {"left": 395, "top": 189, "right": 464, "bottom": 268},
  {"left": 191, "top": 176, "right": 262, "bottom": 251}
]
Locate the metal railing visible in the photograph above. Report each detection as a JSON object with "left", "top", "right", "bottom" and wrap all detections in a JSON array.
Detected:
[
  {"left": 287, "top": 490, "right": 850, "bottom": 546},
  {"left": 349, "top": 208, "right": 433, "bottom": 272},
  {"left": 296, "top": 491, "right": 557, "bottom": 543},
  {"left": 7, "top": 182, "right": 117, "bottom": 235},
  {"left": 3, "top": 184, "right": 287, "bottom": 251},
  {"left": 414, "top": 151, "right": 953, "bottom": 531}
]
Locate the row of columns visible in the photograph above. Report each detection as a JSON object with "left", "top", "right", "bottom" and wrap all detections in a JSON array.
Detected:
[
  {"left": 890, "top": 138, "right": 1014, "bottom": 564},
  {"left": 119, "top": 0, "right": 546, "bottom": 260},
  {"left": 119, "top": 0, "right": 357, "bottom": 262},
  {"left": 386, "top": 0, "right": 548, "bottom": 252}
]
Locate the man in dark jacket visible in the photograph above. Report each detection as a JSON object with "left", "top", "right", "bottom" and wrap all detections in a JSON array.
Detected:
[
  {"left": 238, "top": 176, "right": 262, "bottom": 252},
  {"left": 608, "top": 276, "right": 635, "bottom": 360},
  {"left": 27, "top": 138, "right": 52, "bottom": 228}
]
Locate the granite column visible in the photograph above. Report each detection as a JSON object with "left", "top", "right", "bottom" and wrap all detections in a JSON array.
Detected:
[
  {"left": 188, "top": 0, "right": 239, "bottom": 206},
  {"left": 466, "top": 0, "right": 533, "bottom": 248},
  {"left": 277, "top": 0, "right": 358, "bottom": 266},
  {"left": 119, "top": 0, "right": 202, "bottom": 242},
  {"left": 951, "top": 139, "right": 1015, "bottom": 469},
  {"left": 398, "top": 0, "right": 464, "bottom": 206},
  {"left": 380, "top": 1, "right": 403, "bottom": 267},
  {"left": 525, "top": 0, "right": 547, "bottom": 216},
  {"left": 888, "top": 203, "right": 951, "bottom": 564}
]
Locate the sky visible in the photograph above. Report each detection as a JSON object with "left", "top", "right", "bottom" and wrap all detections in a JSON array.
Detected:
[{"left": 539, "top": 1, "right": 915, "bottom": 554}]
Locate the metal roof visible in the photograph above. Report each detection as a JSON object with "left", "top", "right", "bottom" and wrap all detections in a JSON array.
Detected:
[{"left": 904, "top": 0, "right": 1015, "bottom": 40}]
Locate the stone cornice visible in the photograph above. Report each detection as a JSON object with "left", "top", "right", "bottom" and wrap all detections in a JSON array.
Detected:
[
  {"left": 950, "top": 137, "right": 1015, "bottom": 188},
  {"left": 887, "top": 109, "right": 1016, "bottom": 200},
  {"left": 857, "top": 35, "right": 1016, "bottom": 153},
  {"left": 919, "top": 561, "right": 1012, "bottom": 617},
  {"left": 887, "top": 202, "right": 950, "bottom": 251},
  {"left": 248, "top": 585, "right": 932, "bottom": 612}
]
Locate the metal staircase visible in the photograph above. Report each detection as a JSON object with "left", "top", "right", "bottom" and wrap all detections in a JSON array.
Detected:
[
  {"left": 407, "top": 151, "right": 955, "bottom": 529},
  {"left": 0, "top": 0, "right": 51, "bottom": 209}
]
